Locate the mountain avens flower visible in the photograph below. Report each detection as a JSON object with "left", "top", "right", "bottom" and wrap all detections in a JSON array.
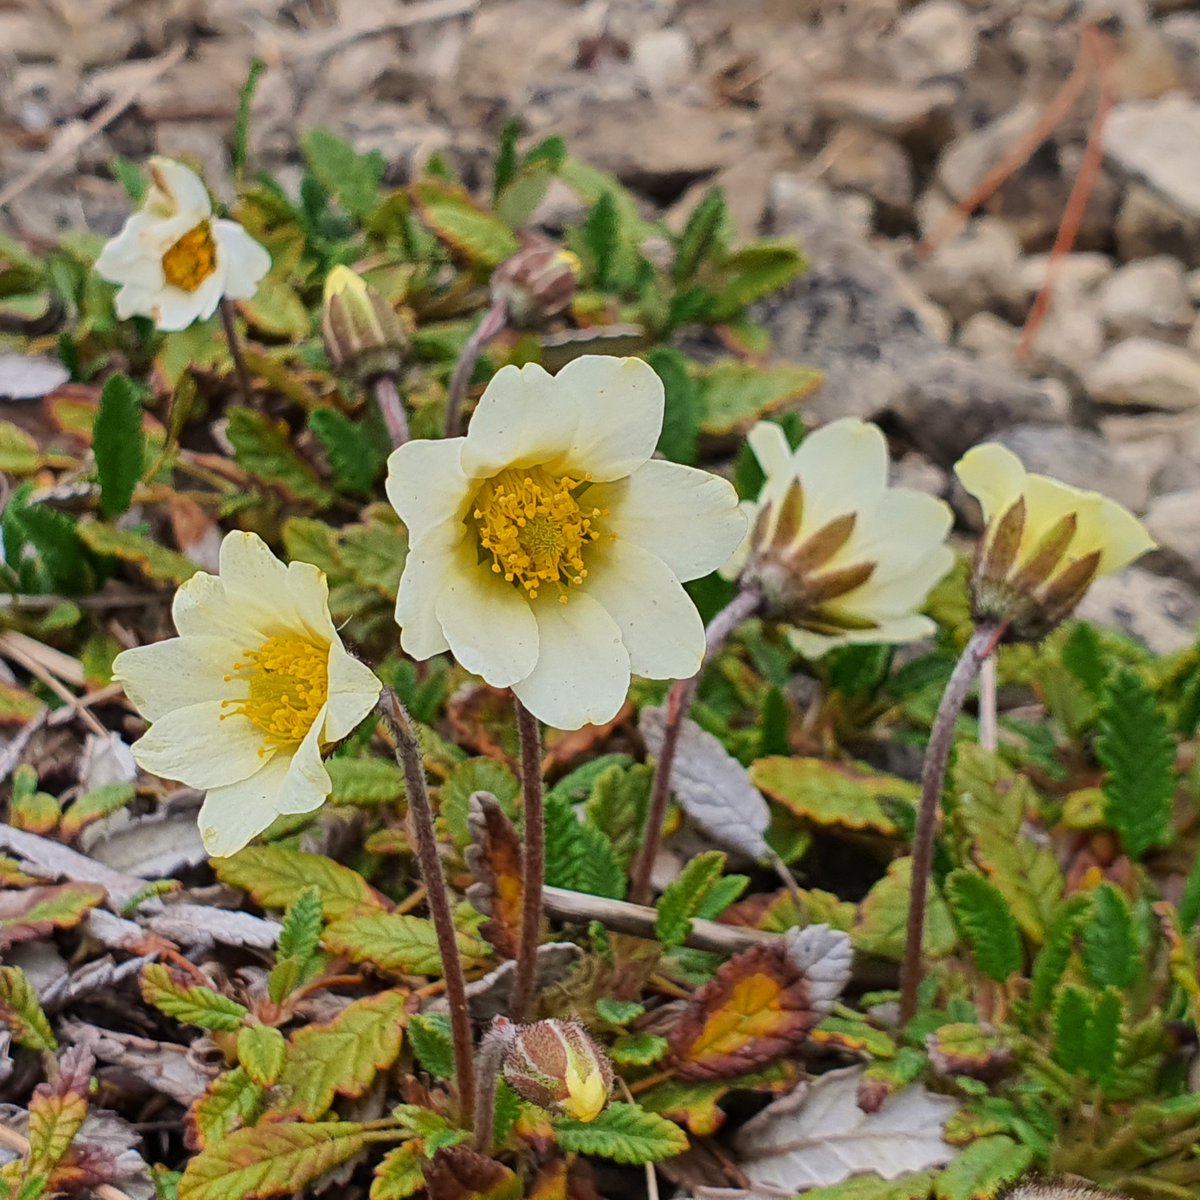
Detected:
[
  {"left": 501, "top": 1020, "right": 613, "bottom": 1122},
  {"left": 727, "top": 419, "right": 954, "bottom": 657},
  {"left": 322, "top": 265, "right": 409, "bottom": 382},
  {"left": 955, "top": 442, "right": 1156, "bottom": 641},
  {"left": 112, "top": 531, "right": 381, "bottom": 856},
  {"left": 94, "top": 157, "right": 270, "bottom": 331},
  {"left": 386, "top": 355, "right": 746, "bottom": 730}
]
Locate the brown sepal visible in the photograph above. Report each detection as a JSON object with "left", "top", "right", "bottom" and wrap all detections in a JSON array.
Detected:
[{"left": 466, "top": 791, "right": 525, "bottom": 959}]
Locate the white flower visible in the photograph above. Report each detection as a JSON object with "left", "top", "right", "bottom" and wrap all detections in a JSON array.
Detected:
[
  {"left": 385, "top": 355, "right": 746, "bottom": 730},
  {"left": 727, "top": 419, "right": 954, "bottom": 657},
  {"left": 112, "top": 531, "right": 381, "bottom": 857},
  {"left": 94, "top": 158, "right": 271, "bottom": 331}
]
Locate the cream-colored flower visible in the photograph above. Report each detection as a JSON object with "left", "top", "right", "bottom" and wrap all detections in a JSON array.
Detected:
[
  {"left": 955, "top": 442, "right": 1156, "bottom": 639},
  {"left": 94, "top": 158, "right": 270, "bottom": 331},
  {"left": 112, "top": 531, "right": 381, "bottom": 857},
  {"left": 727, "top": 419, "right": 954, "bottom": 657},
  {"left": 386, "top": 355, "right": 746, "bottom": 730}
]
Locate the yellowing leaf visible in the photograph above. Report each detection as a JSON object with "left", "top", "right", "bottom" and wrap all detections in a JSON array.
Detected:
[
  {"left": 0, "top": 965, "right": 56, "bottom": 1050},
  {"left": 77, "top": 521, "right": 200, "bottom": 584},
  {"left": 237, "top": 1025, "right": 287, "bottom": 1088},
  {"left": 411, "top": 179, "right": 520, "bottom": 266},
  {"left": 854, "top": 859, "right": 956, "bottom": 961},
  {"left": 225, "top": 407, "right": 335, "bottom": 507},
  {"left": 323, "top": 913, "right": 490, "bottom": 976},
  {"left": 552, "top": 1102, "right": 688, "bottom": 1165},
  {"left": 695, "top": 361, "right": 821, "bottom": 438},
  {"left": 372, "top": 1144, "right": 426, "bottom": 1200},
  {"left": 0, "top": 419, "right": 42, "bottom": 473},
  {"left": 0, "top": 883, "right": 106, "bottom": 949},
  {"left": 186, "top": 1067, "right": 264, "bottom": 1152},
  {"left": 140, "top": 963, "right": 249, "bottom": 1032},
  {"left": 637, "top": 1063, "right": 796, "bottom": 1136},
  {"left": 214, "top": 846, "right": 387, "bottom": 920},
  {"left": 752, "top": 757, "right": 912, "bottom": 837}
]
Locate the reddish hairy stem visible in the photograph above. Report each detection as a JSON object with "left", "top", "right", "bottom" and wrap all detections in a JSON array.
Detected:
[
  {"left": 444, "top": 299, "right": 507, "bottom": 437},
  {"left": 511, "top": 697, "right": 545, "bottom": 1023},
  {"left": 373, "top": 373, "right": 410, "bottom": 447},
  {"left": 219, "top": 297, "right": 254, "bottom": 408}
]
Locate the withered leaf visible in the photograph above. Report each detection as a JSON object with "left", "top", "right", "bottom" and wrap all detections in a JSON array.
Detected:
[
  {"left": 0, "top": 353, "right": 69, "bottom": 401},
  {"left": 423, "top": 1144, "right": 522, "bottom": 1200},
  {"left": 466, "top": 790, "right": 524, "bottom": 959},
  {"left": 0, "top": 882, "right": 107, "bottom": 949}
]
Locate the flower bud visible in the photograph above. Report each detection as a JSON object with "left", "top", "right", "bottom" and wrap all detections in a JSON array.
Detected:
[
  {"left": 490, "top": 238, "right": 580, "bottom": 328},
  {"left": 321, "top": 265, "right": 408, "bottom": 382},
  {"left": 500, "top": 1019, "right": 613, "bottom": 1122}
]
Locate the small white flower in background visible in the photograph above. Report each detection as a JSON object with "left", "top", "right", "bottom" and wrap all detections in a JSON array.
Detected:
[
  {"left": 955, "top": 442, "right": 1156, "bottom": 640},
  {"left": 112, "top": 531, "right": 381, "bottom": 857},
  {"left": 94, "top": 157, "right": 271, "bottom": 332},
  {"left": 727, "top": 418, "right": 954, "bottom": 658},
  {"left": 386, "top": 355, "right": 746, "bottom": 731}
]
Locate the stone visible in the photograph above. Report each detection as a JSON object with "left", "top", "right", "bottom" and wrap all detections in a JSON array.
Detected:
[
  {"left": 1187, "top": 269, "right": 1200, "bottom": 304},
  {"left": 1104, "top": 95, "right": 1200, "bottom": 220},
  {"left": 890, "top": 453, "right": 948, "bottom": 498},
  {"left": 1086, "top": 338, "right": 1200, "bottom": 410},
  {"left": 889, "top": 0, "right": 977, "bottom": 84},
  {"left": 769, "top": 174, "right": 873, "bottom": 243},
  {"left": 812, "top": 80, "right": 959, "bottom": 139},
  {"left": 1023, "top": 299, "right": 1105, "bottom": 387},
  {"left": 1162, "top": 14, "right": 1200, "bottom": 94},
  {"left": 1074, "top": 567, "right": 1200, "bottom": 655},
  {"left": 958, "top": 312, "right": 1021, "bottom": 365},
  {"left": 1116, "top": 183, "right": 1200, "bottom": 267},
  {"left": 631, "top": 29, "right": 695, "bottom": 97},
  {"left": 1017, "top": 253, "right": 1113, "bottom": 297},
  {"left": 1096, "top": 256, "right": 1194, "bottom": 339},
  {"left": 1190, "top": 316, "right": 1200, "bottom": 358},
  {"left": 909, "top": 216, "right": 1025, "bottom": 324},
  {"left": 822, "top": 125, "right": 914, "bottom": 218},
  {"left": 1144, "top": 488, "right": 1200, "bottom": 578}
]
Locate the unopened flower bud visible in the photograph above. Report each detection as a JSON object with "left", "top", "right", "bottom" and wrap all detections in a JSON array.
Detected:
[
  {"left": 955, "top": 444, "right": 1155, "bottom": 642},
  {"left": 500, "top": 1019, "right": 613, "bottom": 1122},
  {"left": 491, "top": 238, "right": 580, "bottom": 328},
  {"left": 322, "top": 265, "right": 408, "bottom": 382}
]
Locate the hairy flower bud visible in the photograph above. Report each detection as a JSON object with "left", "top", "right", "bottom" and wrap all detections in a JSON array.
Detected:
[
  {"left": 490, "top": 238, "right": 580, "bottom": 328},
  {"left": 500, "top": 1019, "right": 613, "bottom": 1122},
  {"left": 322, "top": 265, "right": 408, "bottom": 382}
]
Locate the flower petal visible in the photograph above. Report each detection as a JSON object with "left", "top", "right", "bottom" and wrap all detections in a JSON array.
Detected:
[
  {"left": 386, "top": 437, "right": 472, "bottom": 541},
  {"left": 954, "top": 443, "right": 1027, "bottom": 526},
  {"left": 132, "top": 702, "right": 270, "bottom": 788},
  {"left": 94, "top": 213, "right": 169, "bottom": 289},
  {"left": 395, "top": 526, "right": 457, "bottom": 661},
  {"left": 154, "top": 285, "right": 217, "bottom": 332},
  {"left": 789, "top": 615, "right": 937, "bottom": 659},
  {"left": 148, "top": 158, "right": 213, "bottom": 217},
  {"left": 845, "top": 545, "right": 955, "bottom": 620},
  {"left": 213, "top": 220, "right": 272, "bottom": 298},
  {"left": 278, "top": 710, "right": 332, "bottom": 814},
  {"left": 555, "top": 356, "right": 663, "bottom": 481},
  {"left": 113, "top": 635, "right": 244, "bottom": 722},
  {"left": 284, "top": 560, "right": 338, "bottom": 644},
  {"left": 584, "top": 541, "right": 704, "bottom": 679},
  {"left": 217, "top": 530, "right": 300, "bottom": 635},
  {"left": 198, "top": 754, "right": 293, "bottom": 858},
  {"left": 324, "top": 647, "right": 382, "bottom": 742},
  {"left": 790, "top": 418, "right": 888, "bottom": 533},
  {"left": 459, "top": 363, "right": 578, "bottom": 478},
  {"left": 512, "top": 593, "right": 630, "bottom": 730},
  {"left": 596, "top": 460, "right": 746, "bottom": 581},
  {"left": 1082, "top": 495, "right": 1157, "bottom": 576},
  {"left": 172, "top": 570, "right": 270, "bottom": 642}
]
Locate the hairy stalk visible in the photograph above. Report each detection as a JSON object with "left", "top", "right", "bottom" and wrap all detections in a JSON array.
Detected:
[
  {"left": 373, "top": 373, "right": 410, "bottom": 447},
  {"left": 898, "top": 621, "right": 1004, "bottom": 1023},
  {"left": 379, "top": 689, "right": 476, "bottom": 1122},
  {"left": 444, "top": 299, "right": 507, "bottom": 437},
  {"left": 978, "top": 652, "right": 998, "bottom": 753},
  {"left": 630, "top": 585, "right": 764, "bottom": 906},
  {"left": 219, "top": 297, "right": 253, "bottom": 408},
  {"left": 512, "top": 696, "right": 545, "bottom": 1023},
  {"left": 472, "top": 1022, "right": 515, "bottom": 1154}
]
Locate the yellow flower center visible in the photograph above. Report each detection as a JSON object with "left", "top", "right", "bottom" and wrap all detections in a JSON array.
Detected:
[
  {"left": 161, "top": 221, "right": 217, "bottom": 293},
  {"left": 222, "top": 635, "right": 328, "bottom": 750},
  {"left": 472, "top": 466, "right": 602, "bottom": 602}
]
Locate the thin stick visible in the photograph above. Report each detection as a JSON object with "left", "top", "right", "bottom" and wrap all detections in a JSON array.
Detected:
[
  {"left": 978, "top": 653, "right": 998, "bottom": 753},
  {"left": 0, "top": 633, "right": 107, "bottom": 737},
  {"left": 219, "top": 297, "right": 254, "bottom": 409},
  {"left": 445, "top": 300, "right": 507, "bottom": 437},
  {"left": 512, "top": 697, "right": 545, "bottom": 1023},
  {"left": 373, "top": 374, "right": 410, "bottom": 447},
  {"left": 899, "top": 622, "right": 1003, "bottom": 1023},
  {"left": 378, "top": 690, "right": 476, "bottom": 1122},
  {"left": 630, "top": 586, "right": 764, "bottom": 905}
]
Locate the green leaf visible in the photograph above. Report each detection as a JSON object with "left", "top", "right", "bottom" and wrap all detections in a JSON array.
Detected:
[
  {"left": 214, "top": 846, "right": 385, "bottom": 920},
  {"left": 1085, "top": 987, "right": 1123, "bottom": 1088},
  {"left": 582, "top": 763, "right": 651, "bottom": 871},
  {"left": 237, "top": 1024, "right": 286, "bottom": 1087},
  {"left": 0, "top": 965, "right": 56, "bottom": 1050},
  {"left": 553, "top": 1102, "right": 688, "bottom": 1164},
  {"left": 752, "top": 756, "right": 908, "bottom": 837},
  {"left": 232, "top": 57, "right": 265, "bottom": 176},
  {"left": 140, "top": 964, "right": 249, "bottom": 1032},
  {"left": 178, "top": 1121, "right": 370, "bottom": 1200},
  {"left": 226, "top": 407, "right": 335, "bottom": 507},
  {"left": 371, "top": 1144, "right": 426, "bottom": 1200},
  {"left": 656, "top": 851, "right": 727, "bottom": 950},
  {"left": 674, "top": 187, "right": 729, "bottom": 285},
  {"left": 276, "top": 886, "right": 323, "bottom": 963},
  {"left": 854, "top": 858, "right": 956, "bottom": 961},
  {"left": 933, "top": 1135, "right": 1033, "bottom": 1200},
  {"left": 411, "top": 178, "right": 519, "bottom": 266},
  {"left": 595, "top": 998, "right": 646, "bottom": 1025},
  {"left": 1181, "top": 852, "right": 1200, "bottom": 929},
  {"left": 0, "top": 420, "right": 42, "bottom": 474},
  {"left": 1060, "top": 621, "right": 1109, "bottom": 697},
  {"left": 794, "top": 1174, "right": 937, "bottom": 1200},
  {"left": 0, "top": 883, "right": 107, "bottom": 948},
  {"left": 1081, "top": 883, "right": 1139, "bottom": 990},
  {"left": 322, "top": 912, "right": 489, "bottom": 975},
  {"left": 328, "top": 757, "right": 406, "bottom": 807},
  {"left": 1029, "top": 894, "right": 1090, "bottom": 1014},
  {"left": 1053, "top": 985, "right": 1091, "bottom": 1072},
  {"left": 6, "top": 491, "right": 89, "bottom": 593},
  {"left": 93, "top": 373, "right": 145, "bottom": 517},
  {"left": 945, "top": 870, "right": 1022, "bottom": 983},
  {"left": 646, "top": 347, "right": 700, "bottom": 466},
  {"left": 77, "top": 522, "right": 199, "bottom": 584},
  {"left": 706, "top": 240, "right": 807, "bottom": 319},
  {"left": 186, "top": 1067, "right": 264, "bottom": 1151},
  {"left": 59, "top": 782, "right": 135, "bottom": 839},
  {"left": 1097, "top": 669, "right": 1176, "bottom": 859},
  {"left": 695, "top": 873, "right": 749, "bottom": 920},
  {"left": 695, "top": 360, "right": 822, "bottom": 438},
  {"left": 581, "top": 192, "right": 620, "bottom": 288},
  {"left": 308, "top": 408, "right": 388, "bottom": 496},
  {"left": 610, "top": 1033, "right": 670, "bottom": 1067},
  {"left": 301, "top": 128, "right": 385, "bottom": 221},
  {"left": 440, "top": 757, "right": 520, "bottom": 847},
  {"left": 408, "top": 1012, "right": 455, "bottom": 1079}
]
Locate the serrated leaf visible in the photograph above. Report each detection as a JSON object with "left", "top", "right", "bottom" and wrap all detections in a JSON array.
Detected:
[
  {"left": 372, "top": 1144, "right": 426, "bottom": 1200},
  {"left": 636, "top": 1063, "right": 795, "bottom": 1137},
  {"left": 0, "top": 883, "right": 106, "bottom": 949},
  {"left": 926, "top": 1024, "right": 1011, "bottom": 1081},
  {"left": 276, "top": 885, "right": 324, "bottom": 964},
  {"left": 1085, "top": 987, "right": 1123, "bottom": 1088},
  {"left": 185, "top": 1067, "right": 264, "bottom": 1151},
  {"left": 328, "top": 757, "right": 406, "bottom": 807},
  {"left": 140, "top": 964, "right": 249, "bottom": 1032},
  {"left": 1081, "top": 883, "right": 1139, "bottom": 990},
  {"left": 674, "top": 187, "right": 730, "bottom": 285},
  {"left": 790, "top": 1173, "right": 938, "bottom": 1200},
  {"left": 4, "top": 486, "right": 89, "bottom": 593},
  {"left": 610, "top": 1033, "right": 670, "bottom": 1067},
  {"left": 582, "top": 763, "right": 651, "bottom": 871},
  {"left": 1028, "top": 894, "right": 1090, "bottom": 1015},
  {"left": 646, "top": 346, "right": 701, "bottom": 466},
  {"left": 580, "top": 192, "right": 621, "bottom": 288},
  {"left": 656, "top": 851, "right": 727, "bottom": 950},
  {"left": 440, "top": 757, "right": 519, "bottom": 848},
  {"left": 707, "top": 240, "right": 807, "bottom": 320},
  {"left": 215, "top": 846, "right": 386, "bottom": 920},
  {"left": 543, "top": 789, "right": 626, "bottom": 899},
  {"left": 302, "top": 128, "right": 385, "bottom": 221},
  {"left": 753, "top": 756, "right": 908, "bottom": 837},
  {"left": 810, "top": 1015, "right": 898, "bottom": 1060},
  {"left": 854, "top": 859, "right": 956, "bottom": 961},
  {"left": 237, "top": 1025, "right": 286, "bottom": 1087},
  {"left": 1097, "top": 669, "right": 1175, "bottom": 859},
  {"left": 1052, "top": 986, "right": 1091, "bottom": 1073},
  {"left": 178, "top": 1120, "right": 370, "bottom": 1200},
  {"left": 553, "top": 1102, "right": 687, "bottom": 1164},
  {"left": 322, "top": 912, "right": 489, "bottom": 975},
  {"left": 77, "top": 522, "right": 199, "bottom": 584},
  {"left": 465, "top": 792, "right": 523, "bottom": 959},
  {"left": 0, "top": 965, "right": 56, "bottom": 1050},
  {"left": 411, "top": 178, "right": 519, "bottom": 266},
  {"left": 945, "top": 870, "right": 1022, "bottom": 984},
  {"left": 857, "top": 1047, "right": 929, "bottom": 1111},
  {"left": 309, "top": 408, "right": 388, "bottom": 496},
  {"left": 93, "top": 373, "right": 145, "bottom": 517},
  {"left": 408, "top": 1012, "right": 455, "bottom": 1079},
  {"left": 695, "top": 360, "right": 821, "bottom": 437},
  {"left": 595, "top": 998, "right": 645, "bottom": 1025},
  {"left": 270, "top": 989, "right": 408, "bottom": 1120},
  {"left": 423, "top": 1144, "right": 521, "bottom": 1200},
  {"left": 226, "top": 407, "right": 335, "bottom": 507},
  {"left": 58, "top": 782, "right": 135, "bottom": 839},
  {"left": 27, "top": 1048, "right": 91, "bottom": 1179},
  {"left": 933, "top": 1135, "right": 1032, "bottom": 1200}
]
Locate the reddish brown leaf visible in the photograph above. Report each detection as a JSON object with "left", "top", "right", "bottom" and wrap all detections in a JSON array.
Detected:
[
  {"left": 0, "top": 883, "right": 107, "bottom": 949},
  {"left": 466, "top": 791, "right": 524, "bottom": 959},
  {"left": 424, "top": 1145, "right": 522, "bottom": 1200}
]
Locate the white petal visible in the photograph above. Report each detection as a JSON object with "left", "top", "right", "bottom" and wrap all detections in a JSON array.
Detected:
[
  {"left": 830, "top": 489, "right": 952, "bottom": 578},
  {"left": 154, "top": 287, "right": 214, "bottom": 332},
  {"left": 788, "top": 615, "right": 937, "bottom": 659},
  {"left": 278, "top": 710, "right": 332, "bottom": 814},
  {"left": 791, "top": 418, "right": 888, "bottom": 533},
  {"left": 132, "top": 702, "right": 271, "bottom": 788},
  {"left": 435, "top": 547, "right": 539, "bottom": 687},
  {"left": 113, "top": 283, "right": 163, "bottom": 322},
  {"left": 217, "top": 530, "right": 297, "bottom": 634},
  {"left": 148, "top": 158, "right": 212, "bottom": 219},
  {"left": 460, "top": 363, "right": 578, "bottom": 478},
  {"left": 385, "top": 437, "right": 473, "bottom": 541},
  {"left": 284, "top": 560, "right": 338, "bottom": 644},
  {"left": 198, "top": 754, "right": 293, "bottom": 857},
  {"left": 213, "top": 220, "right": 272, "bottom": 298},
  {"left": 719, "top": 499, "right": 759, "bottom": 582},
  {"left": 395, "top": 527, "right": 456, "bottom": 660},
  {"left": 584, "top": 541, "right": 704, "bottom": 679},
  {"left": 172, "top": 570, "right": 269, "bottom": 642},
  {"left": 94, "top": 213, "right": 168, "bottom": 288},
  {"left": 324, "top": 647, "right": 382, "bottom": 742},
  {"left": 512, "top": 593, "right": 630, "bottom": 730},
  {"left": 555, "top": 356, "right": 662, "bottom": 482},
  {"left": 746, "top": 421, "right": 796, "bottom": 518},
  {"left": 845, "top": 545, "right": 955, "bottom": 620},
  {"left": 596, "top": 460, "right": 746, "bottom": 581},
  {"left": 953, "top": 443, "right": 1027, "bottom": 526},
  {"left": 113, "top": 635, "right": 244, "bottom": 722}
]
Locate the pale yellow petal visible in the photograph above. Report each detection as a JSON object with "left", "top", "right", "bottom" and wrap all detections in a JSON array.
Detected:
[
  {"left": 213, "top": 219, "right": 271, "bottom": 298},
  {"left": 953, "top": 443, "right": 1027, "bottom": 526},
  {"left": 277, "top": 711, "right": 332, "bottom": 814},
  {"left": 386, "top": 437, "right": 472, "bottom": 541},
  {"left": 147, "top": 157, "right": 213, "bottom": 218},
  {"left": 790, "top": 418, "right": 888, "bottom": 533},
  {"left": 132, "top": 702, "right": 270, "bottom": 788},
  {"left": 113, "top": 635, "right": 244, "bottom": 721},
  {"left": 198, "top": 754, "right": 294, "bottom": 857},
  {"left": 324, "top": 646, "right": 382, "bottom": 743},
  {"left": 395, "top": 526, "right": 457, "bottom": 661}
]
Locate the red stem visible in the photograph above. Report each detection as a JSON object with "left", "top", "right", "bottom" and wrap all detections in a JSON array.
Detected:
[{"left": 511, "top": 696, "right": 544, "bottom": 1023}]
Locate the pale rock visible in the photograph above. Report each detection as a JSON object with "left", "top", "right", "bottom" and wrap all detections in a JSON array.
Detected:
[
  {"left": 909, "top": 216, "right": 1025, "bottom": 324},
  {"left": 1104, "top": 95, "right": 1200, "bottom": 220},
  {"left": 1162, "top": 14, "right": 1200, "bottom": 93},
  {"left": 889, "top": 0, "right": 977, "bottom": 84},
  {"left": 938, "top": 103, "right": 1045, "bottom": 203},
  {"left": 812, "top": 80, "right": 959, "bottom": 138},
  {"left": 1086, "top": 337, "right": 1200, "bottom": 409},
  {"left": 890, "top": 454, "right": 948, "bottom": 498},
  {"left": 1100, "top": 406, "right": 1200, "bottom": 449},
  {"left": 1075, "top": 567, "right": 1200, "bottom": 654},
  {"left": 1097, "top": 256, "right": 1194, "bottom": 340},
  {"left": 1024, "top": 299, "right": 1105, "bottom": 386},
  {"left": 1189, "top": 315, "right": 1200, "bottom": 357},
  {"left": 769, "top": 174, "right": 873, "bottom": 242},
  {"left": 666, "top": 149, "right": 778, "bottom": 242},
  {"left": 631, "top": 29, "right": 694, "bottom": 96},
  {"left": 1187, "top": 269, "right": 1200, "bottom": 304},
  {"left": 1116, "top": 183, "right": 1200, "bottom": 266},
  {"left": 822, "top": 125, "right": 914, "bottom": 217},
  {"left": 1144, "top": 488, "right": 1200, "bottom": 576},
  {"left": 958, "top": 312, "right": 1021, "bottom": 365},
  {"left": 1017, "top": 253, "right": 1113, "bottom": 297}
]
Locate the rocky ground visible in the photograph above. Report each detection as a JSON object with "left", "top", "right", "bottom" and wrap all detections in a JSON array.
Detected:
[{"left": 3, "top": 0, "right": 1200, "bottom": 651}]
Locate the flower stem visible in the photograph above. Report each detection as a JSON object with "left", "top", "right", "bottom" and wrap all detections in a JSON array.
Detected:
[
  {"left": 978, "top": 652, "right": 998, "bottom": 753},
  {"left": 512, "top": 696, "right": 544, "bottom": 1023},
  {"left": 378, "top": 689, "right": 476, "bottom": 1123},
  {"left": 373, "top": 373, "right": 410, "bottom": 447},
  {"left": 219, "top": 296, "right": 253, "bottom": 408},
  {"left": 445, "top": 299, "right": 507, "bottom": 437},
  {"left": 472, "top": 1021, "right": 515, "bottom": 1154},
  {"left": 629, "top": 585, "right": 764, "bottom": 906},
  {"left": 898, "top": 621, "right": 1004, "bottom": 1024}
]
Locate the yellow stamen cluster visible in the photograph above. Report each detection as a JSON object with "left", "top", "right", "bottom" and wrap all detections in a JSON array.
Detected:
[
  {"left": 472, "top": 466, "right": 601, "bottom": 601},
  {"left": 222, "top": 635, "right": 328, "bottom": 750},
  {"left": 161, "top": 221, "right": 217, "bottom": 292}
]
